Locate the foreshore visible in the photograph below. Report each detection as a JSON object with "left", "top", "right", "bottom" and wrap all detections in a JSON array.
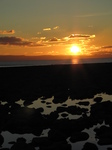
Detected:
[
  {"left": 0, "top": 63, "right": 112, "bottom": 150},
  {"left": 0, "top": 63, "right": 112, "bottom": 101}
]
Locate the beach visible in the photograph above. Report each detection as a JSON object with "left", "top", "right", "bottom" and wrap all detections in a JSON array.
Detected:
[{"left": 0, "top": 63, "right": 112, "bottom": 150}]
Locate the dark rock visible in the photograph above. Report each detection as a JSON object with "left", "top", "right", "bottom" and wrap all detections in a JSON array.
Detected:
[
  {"left": 48, "top": 129, "right": 67, "bottom": 142},
  {"left": 10, "top": 137, "right": 35, "bottom": 150},
  {"left": 9, "top": 103, "right": 21, "bottom": 113},
  {"left": 8, "top": 141, "right": 15, "bottom": 144},
  {"left": 46, "top": 102, "right": 51, "bottom": 105},
  {"left": 107, "top": 148, "right": 112, "bottom": 150},
  {"left": 77, "top": 101, "right": 89, "bottom": 106},
  {"left": 98, "top": 138, "right": 112, "bottom": 145},
  {"left": 53, "top": 91, "right": 68, "bottom": 104},
  {"left": 6, "top": 107, "right": 45, "bottom": 135},
  {"left": 82, "top": 142, "right": 98, "bottom": 150},
  {"left": 41, "top": 100, "right": 46, "bottom": 104},
  {"left": 36, "top": 107, "right": 44, "bottom": 113},
  {"left": 0, "top": 134, "right": 4, "bottom": 146},
  {"left": 44, "top": 111, "right": 59, "bottom": 125},
  {"left": 94, "top": 125, "right": 112, "bottom": 145},
  {"left": 57, "top": 105, "right": 88, "bottom": 115},
  {"left": 70, "top": 132, "right": 89, "bottom": 143},
  {"left": 94, "top": 97, "right": 102, "bottom": 103},
  {"left": 39, "top": 141, "right": 71, "bottom": 150},
  {"left": 66, "top": 106, "right": 83, "bottom": 115},
  {"left": 61, "top": 113, "right": 68, "bottom": 118},
  {"left": 23, "top": 100, "right": 33, "bottom": 106},
  {"left": 32, "top": 137, "right": 52, "bottom": 147},
  {"left": 56, "top": 106, "right": 66, "bottom": 113},
  {"left": 50, "top": 118, "right": 87, "bottom": 138},
  {"left": 61, "top": 104, "right": 67, "bottom": 107},
  {"left": 0, "top": 148, "right": 10, "bottom": 150},
  {"left": 68, "top": 106, "right": 88, "bottom": 115},
  {"left": 0, "top": 104, "right": 9, "bottom": 115},
  {"left": 40, "top": 95, "right": 52, "bottom": 100},
  {"left": 90, "top": 101, "right": 112, "bottom": 125},
  {"left": 46, "top": 105, "right": 51, "bottom": 108},
  {"left": 17, "top": 137, "right": 26, "bottom": 143},
  {"left": 69, "top": 87, "right": 97, "bottom": 100}
]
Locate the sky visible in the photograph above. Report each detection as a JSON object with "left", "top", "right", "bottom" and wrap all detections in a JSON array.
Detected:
[{"left": 0, "top": 0, "right": 112, "bottom": 58}]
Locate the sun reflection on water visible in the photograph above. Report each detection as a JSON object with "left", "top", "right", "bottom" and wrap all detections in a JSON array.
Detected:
[{"left": 71, "top": 58, "right": 79, "bottom": 64}]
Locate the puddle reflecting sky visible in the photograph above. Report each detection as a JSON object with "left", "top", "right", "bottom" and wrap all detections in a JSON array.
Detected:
[{"left": 1, "top": 93, "right": 112, "bottom": 149}]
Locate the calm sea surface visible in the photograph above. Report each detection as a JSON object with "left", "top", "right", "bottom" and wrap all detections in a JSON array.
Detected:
[{"left": 0, "top": 58, "right": 112, "bottom": 67}]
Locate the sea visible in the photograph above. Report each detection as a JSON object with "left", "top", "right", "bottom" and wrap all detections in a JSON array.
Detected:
[{"left": 0, "top": 57, "right": 112, "bottom": 67}]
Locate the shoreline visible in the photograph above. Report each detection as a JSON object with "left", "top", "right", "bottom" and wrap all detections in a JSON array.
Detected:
[{"left": 0, "top": 57, "right": 112, "bottom": 68}]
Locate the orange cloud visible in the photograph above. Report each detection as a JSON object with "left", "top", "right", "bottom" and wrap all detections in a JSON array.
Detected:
[
  {"left": 75, "top": 12, "right": 112, "bottom": 18},
  {"left": 40, "top": 37, "right": 46, "bottom": 40},
  {"left": 89, "top": 47, "right": 112, "bottom": 58},
  {"left": 53, "top": 26, "right": 59, "bottom": 30},
  {"left": 37, "top": 32, "right": 41, "bottom": 35},
  {"left": 0, "top": 30, "right": 15, "bottom": 35},
  {"left": 69, "top": 34, "right": 95, "bottom": 39},
  {"left": 0, "top": 33, "right": 96, "bottom": 48},
  {"left": 43, "top": 28, "right": 51, "bottom": 31}
]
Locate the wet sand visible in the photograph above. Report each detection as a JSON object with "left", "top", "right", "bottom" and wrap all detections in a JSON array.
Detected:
[{"left": 0, "top": 63, "right": 112, "bottom": 150}]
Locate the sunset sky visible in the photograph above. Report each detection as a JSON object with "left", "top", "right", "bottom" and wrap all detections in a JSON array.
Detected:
[{"left": 0, "top": 0, "right": 112, "bottom": 58}]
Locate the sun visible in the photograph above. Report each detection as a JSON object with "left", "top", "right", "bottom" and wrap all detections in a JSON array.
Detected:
[{"left": 70, "top": 45, "right": 81, "bottom": 55}]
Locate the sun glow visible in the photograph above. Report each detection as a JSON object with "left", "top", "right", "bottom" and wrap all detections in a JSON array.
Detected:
[{"left": 70, "top": 45, "right": 81, "bottom": 55}]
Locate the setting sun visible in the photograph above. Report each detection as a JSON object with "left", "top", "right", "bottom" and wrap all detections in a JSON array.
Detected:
[{"left": 70, "top": 45, "right": 81, "bottom": 55}]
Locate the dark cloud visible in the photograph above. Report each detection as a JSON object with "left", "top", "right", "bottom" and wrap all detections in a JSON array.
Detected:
[
  {"left": 50, "top": 37, "right": 59, "bottom": 42},
  {"left": 102, "top": 46, "right": 112, "bottom": 49},
  {"left": 0, "top": 36, "right": 31, "bottom": 46},
  {"left": 0, "top": 36, "right": 44, "bottom": 47},
  {"left": 0, "top": 30, "right": 15, "bottom": 35}
]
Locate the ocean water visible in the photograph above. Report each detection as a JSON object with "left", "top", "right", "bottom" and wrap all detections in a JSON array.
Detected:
[{"left": 0, "top": 57, "right": 112, "bottom": 67}]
